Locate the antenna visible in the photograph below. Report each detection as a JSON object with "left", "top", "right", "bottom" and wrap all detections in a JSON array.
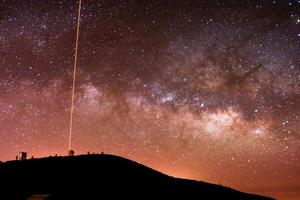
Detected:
[{"left": 68, "top": 0, "right": 82, "bottom": 151}]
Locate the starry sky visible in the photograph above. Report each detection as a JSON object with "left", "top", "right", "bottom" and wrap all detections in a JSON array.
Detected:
[{"left": 0, "top": 0, "right": 299, "bottom": 199}]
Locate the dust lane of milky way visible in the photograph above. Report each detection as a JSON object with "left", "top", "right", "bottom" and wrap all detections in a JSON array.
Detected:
[{"left": 0, "top": 1, "right": 299, "bottom": 200}]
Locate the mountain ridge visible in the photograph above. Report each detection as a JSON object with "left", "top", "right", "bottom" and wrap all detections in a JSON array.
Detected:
[{"left": 0, "top": 154, "right": 275, "bottom": 200}]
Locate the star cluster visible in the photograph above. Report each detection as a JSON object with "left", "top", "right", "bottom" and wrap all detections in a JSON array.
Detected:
[{"left": 0, "top": 0, "right": 299, "bottom": 199}]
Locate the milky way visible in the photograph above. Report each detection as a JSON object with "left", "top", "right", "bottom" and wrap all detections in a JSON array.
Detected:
[{"left": 0, "top": 1, "right": 299, "bottom": 199}]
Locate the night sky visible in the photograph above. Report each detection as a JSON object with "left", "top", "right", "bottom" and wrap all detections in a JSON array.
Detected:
[{"left": 0, "top": 0, "right": 299, "bottom": 199}]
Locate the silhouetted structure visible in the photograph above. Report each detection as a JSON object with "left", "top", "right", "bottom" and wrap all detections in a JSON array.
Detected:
[
  {"left": 68, "top": 150, "right": 74, "bottom": 156},
  {"left": 18, "top": 152, "right": 27, "bottom": 160}
]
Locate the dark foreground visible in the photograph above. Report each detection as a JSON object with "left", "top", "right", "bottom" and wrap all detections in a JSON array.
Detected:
[{"left": 0, "top": 154, "right": 274, "bottom": 200}]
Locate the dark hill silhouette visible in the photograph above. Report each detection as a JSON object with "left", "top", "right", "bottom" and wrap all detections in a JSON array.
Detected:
[{"left": 0, "top": 154, "right": 274, "bottom": 200}]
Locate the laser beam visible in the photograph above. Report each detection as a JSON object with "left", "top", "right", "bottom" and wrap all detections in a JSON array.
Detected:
[{"left": 68, "top": 0, "right": 82, "bottom": 151}]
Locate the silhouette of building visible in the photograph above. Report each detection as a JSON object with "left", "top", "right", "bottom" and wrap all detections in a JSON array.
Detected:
[
  {"left": 68, "top": 150, "right": 74, "bottom": 156},
  {"left": 18, "top": 152, "right": 27, "bottom": 160}
]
